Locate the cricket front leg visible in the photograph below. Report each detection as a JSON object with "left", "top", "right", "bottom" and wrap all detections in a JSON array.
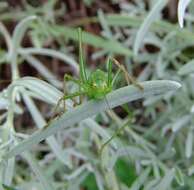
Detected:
[
  {"left": 62, "top": 91, "right": 85, "bottom": 113},
  {"left": 50, "top": 74, "right": 82, "bottom": 119},
  {"left": 64, "top": 74, "right": 84, "bottom": 106},
  {"left": 44, "top": 92, "right": 81, "bottom": 129}
]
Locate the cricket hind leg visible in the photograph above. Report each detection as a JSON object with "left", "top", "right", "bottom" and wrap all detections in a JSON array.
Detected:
[
  {"left": 111, "top": 58, "right": 143, "bottom": 90},
  {"left": 99, "top": 115, "right": 132, "bottom": 156}
]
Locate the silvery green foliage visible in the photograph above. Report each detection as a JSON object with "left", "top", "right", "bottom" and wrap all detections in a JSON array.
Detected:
[
  {"left": 178, "top": 0, "right": 192, "bottom": 28},
  {"left": 0, "top": 15, "right": 79, "bottom": 189},
  {"left": 1, "top": 0, "right": 194, "bottom": 189},
  {"left": 133, "top": 0, "right": 168, "bottom": 56}
]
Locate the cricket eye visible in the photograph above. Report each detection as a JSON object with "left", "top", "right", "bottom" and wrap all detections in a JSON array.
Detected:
[{"left": 93, "top": 83, "right": 97, "bottom": 87}]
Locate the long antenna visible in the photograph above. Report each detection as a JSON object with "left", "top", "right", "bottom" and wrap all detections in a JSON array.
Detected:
[{"left": 78, "top": 28, "right": 87, "bottom": 83}]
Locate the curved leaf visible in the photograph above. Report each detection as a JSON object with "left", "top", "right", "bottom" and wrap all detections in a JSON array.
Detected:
[
  {"left": 134, "top": 0, "right": 167, "bottom": 56},
  {"left": 4, "top": 80, "right": 181, "bottom": 158},
  {"left": 178, "top": 0, "right": 192, "bottom": 28},
  {"left": 178, "top": 59, "right": 194, "bottom": 75}
]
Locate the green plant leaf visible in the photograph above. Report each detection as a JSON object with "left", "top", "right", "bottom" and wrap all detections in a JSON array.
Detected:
[
  {"left": 4, "top": 79, "right": 181, "bottom": 159},
  {"left": 2, "top": 184, "right": 19, "bottom": 190},
  {"left": 130, "top": 167, "right": 151, "bottom": 190},
  {"left": 178, "top": 0, "right": 192, "bottom": 28},
  {"left": 115, "top": 159, "right": 136, "bottom": 187},
  {"left": 34, "top": 22, "right": 132, "bottom": 56},
  {"left": 178, "top": 59, "right": 194, "bottom": 75},
  {"left": 134, "top": 0, "right": 168, "bottom": 56},
  {"left": 19, "top": 47, "right": 79, "bottom": 73},
  {"left": 81, "top": 173, "right": 98, "bottom": 190},
  {"left": 154, "top": 169, "right": 175, "bottom": 190},
  {"left": 74, "top": 14, "right": 194, "bottom": 43}
]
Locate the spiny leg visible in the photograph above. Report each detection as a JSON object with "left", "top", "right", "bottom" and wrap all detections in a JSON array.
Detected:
[
  {"left": 45, "top": 91, "right": 84, "bottom": 128},
  {"left": 52, "top": 97, "right": 64, "bottom": 117},
  {"left": 62, "top": 91, "right": 85, "bottom": 112},
  {"left": 56, "top": 91, "right": 85, "bottom": 118},
  {"left": 111, "top": 58, "right": 143, "bottom": 90}
]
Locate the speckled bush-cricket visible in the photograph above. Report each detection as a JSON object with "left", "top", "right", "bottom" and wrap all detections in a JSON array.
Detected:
[
  {"left": 51, "top": 28, "right": 143, "bottom": 151},
  {"left": 54, "top": 28, "right": 143, "bottom": 111}
]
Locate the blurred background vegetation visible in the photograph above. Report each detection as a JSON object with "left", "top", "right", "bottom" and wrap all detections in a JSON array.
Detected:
[{"left": 1, "top": 0, "right": 194, "bottom": 190}]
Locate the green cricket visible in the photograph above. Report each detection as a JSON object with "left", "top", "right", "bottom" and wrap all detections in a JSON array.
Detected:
[
  {"left": 57, "top": 28, "right": 143, "bottom": 109},
  {"left": 52, "top": 28, "right": 143, "bottom": 151}
]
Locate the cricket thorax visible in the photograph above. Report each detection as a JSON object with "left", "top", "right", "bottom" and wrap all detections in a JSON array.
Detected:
[{"left": 86, "top": 70, "right": 112, "bottom": 99}]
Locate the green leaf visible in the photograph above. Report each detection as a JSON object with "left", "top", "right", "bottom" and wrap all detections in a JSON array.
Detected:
[
  {"left": 5, "top": 79, "right": 181, "bottom": 159},
  {"left": 134, "top": 0, "right": 168, "bottom": 55},
  {"left": 130, "top": 167, "right": 151, "bottom": 190},
  {"left": 34, "top": 22, "right": 132, "bottom": 56},
  {"left": 79, "top": 14, "right": 194, "bottom": 42},
  {"left": 154, "top": 169, "right": 175, "bottom": 190},
  {"left": 81, "top": 173, "right": 98, "bottom": 190},
  {"left": 23, "top": 152, "right": 55, "bottom": 190},
  {"left": 19, "top": 47, "right": 79, "bottom": 73},
  {"left": 115, "top": 159, "right": 136, "bottom": 187},
  {"left": 178, "top": 60, "right": 194, "bottom": 75},
  {"left": 178, "top": 0, "right": 192, "bottom": 28},
  {"left": 175, "top": 167, "right": 185, "bottom": 186},
  {"left": 106, "top": 14, "right": 194, "bottom": 42},
  {"left": 2, "top": 184, "right": 19, "bottom": 190}
]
